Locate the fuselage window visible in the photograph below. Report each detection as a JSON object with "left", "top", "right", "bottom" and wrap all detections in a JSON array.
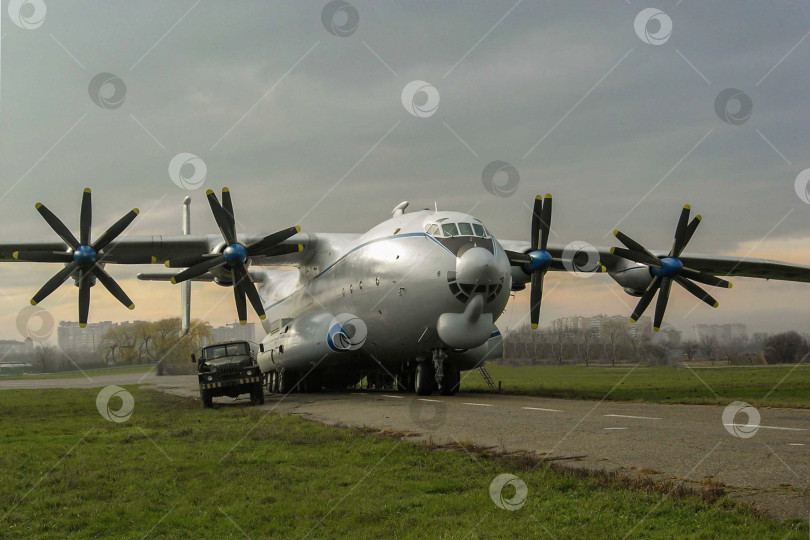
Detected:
[
  {"left": 472, "top": 223, "right": 485, "bottom": 237},
  {"left": 441, "top": 223, "right": 459, "bottom": 237},
  {"left": 458, "top": 222, "right": 473, "bottom": 236}
]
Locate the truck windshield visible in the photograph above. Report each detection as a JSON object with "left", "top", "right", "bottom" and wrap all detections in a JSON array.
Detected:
[{"left": 203, "top": 343, "right": 249, "bottom": 360}]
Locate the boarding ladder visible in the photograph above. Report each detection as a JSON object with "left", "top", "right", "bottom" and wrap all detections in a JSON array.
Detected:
[{"left": 478, "top": 366, "right": 496, "bottom": 391}]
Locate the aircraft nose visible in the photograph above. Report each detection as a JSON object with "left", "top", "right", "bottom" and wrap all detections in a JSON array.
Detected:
[{"left": 455, "top": 247, "right": 501, "bottom": 284}]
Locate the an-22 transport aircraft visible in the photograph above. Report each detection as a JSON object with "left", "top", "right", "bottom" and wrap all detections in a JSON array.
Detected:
[{"left": 3, "top": 188, "right": 810, "bottom": 395}]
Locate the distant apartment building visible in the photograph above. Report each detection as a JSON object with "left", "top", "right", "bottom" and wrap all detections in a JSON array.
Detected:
[
  {"left": 57, "top": 321, "right": 116, "bottom": 354},
  {"left": 549, "top": 315, "right": 652, "bottom": 340},
  {"left": 694, "top": 323, "right": 747, "bottom": 344},
  {"left": 0, "top": 338, "right": 34, "bottom": 358},
  {"left": 207, "top": 323, "right": 256, "bottom": 345}
]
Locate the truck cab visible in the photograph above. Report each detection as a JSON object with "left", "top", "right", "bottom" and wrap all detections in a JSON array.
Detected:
[{"left": 192, "top": 340, "right": 264, "bottom": 408}]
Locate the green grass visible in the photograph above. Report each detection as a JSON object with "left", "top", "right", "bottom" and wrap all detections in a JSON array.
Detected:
[
  {"left": 0, "top": 388, "right": 806, "bottom": 538},
  {"left": 463, "top": 364, "right": 810, "bottom": 408},
  {"left": 0, "top": 363, "right": 154, "bottom": 381}
]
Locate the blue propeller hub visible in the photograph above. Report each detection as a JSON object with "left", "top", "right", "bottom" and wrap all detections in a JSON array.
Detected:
[
  {"left": 223, "top": 243, "right": 248, "bottom": 265},
  {"left": 72, "top": 245, "right": 97, "bottom": 268},
  {"left": 650, "top": 256, "right": 683, "bottom": 277},
  {"left": 524, "top": 249, "right": 553, "bottom": 273}
]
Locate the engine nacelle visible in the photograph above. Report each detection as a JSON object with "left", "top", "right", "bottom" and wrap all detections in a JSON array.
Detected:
[{"left": 609, "top": 258, "right": 653, "bottom": 296}]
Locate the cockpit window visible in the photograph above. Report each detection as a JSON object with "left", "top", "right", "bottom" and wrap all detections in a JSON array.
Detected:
[
  {"left": 472, "top": 223, "right": 485, "bottom": 237},
  {"left": 441, "top": 223, "right": 459, "bottom": 237},
  {"left": 458, "top": 223, "right": 473, "bottom": 236},
  {"left": 425, "top": 224, "right": 439, "bottom": 236}
]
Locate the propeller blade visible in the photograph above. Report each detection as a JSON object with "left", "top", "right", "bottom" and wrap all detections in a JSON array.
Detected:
[
  {"left": 681, "top": 268, "right": 732, "bottom": 289},
  {"left": 610, "top": 247, "right": 662, "bottom": 268},
  {"left": 539, "top": 194, "right": 552, "bottom": 250},
  {"left": 505, "top": 250, "right": 531, "bottom": 266},
  {"left": 675, "top": 276, "right": 718, "bottom": 308},
  {"left": 234, "top": 263, "right": 266, "bottom": 320},
  {"left": 31, "top": 262, "right": 78, "bottom": 305},
  {"left": 675, "top": 216, "right": 701, "bottom": 257},
  {"left": 92, "top": 266, "right": 135, "bottom": 310},
  {"left": 530, "top": 271, "right": 544, "bottom": 329},
  {"left": 232, "top": 269, "right": 248, "bottom": 324},
  {"left": 613, "top": 230, "right": 657, "bottom": 260},
  {"left": 206, "top": 190, "right": 236, "bottom": 245},
  {"left": 35, "top": 203, "right": 79, "bottom": 249},
  {"left": 164, "top": 253, "right": 217, "bottom": 269},
  {"left": 669, "top": 204, "right": 691, "bottom": 257},
  {"left": 13, "top": 251, "right": 73, "bottom": 263},
  {"left": 78, "top": 269, "right": 91, "bottom": 327},
  {"left": 652, "top": 277, "right": 673, "bottom": 331},
  {"left": 171, "top": 256, "right": 226, "bottom": 284},
  {"left": 630, "top": 276, "right": 661, "bottom": 322},
  {"left": 221, "top": 187, "right": 236, "bottom": 232},
  {"left": 80, "top": 188, "right": 92, "bottom": 246},
  {"left": 257, "top": 244, "right": 304, "bottom": 258},
  {"left": 246, "top": 226, "right": 301, "bottom": 256},
  {"left": 92, "top": 209, "right": 139, "bottom": 252},
  {"left": 530, "top": 195, "right": 542, "bottom": 250}
]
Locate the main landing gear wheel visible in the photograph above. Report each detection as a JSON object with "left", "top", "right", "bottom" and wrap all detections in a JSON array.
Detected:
[
  {"left": 250, "top": 382, "right": 264, "bottom": 405},
  {"left": 200, "top": 388, "right": 213, "bottom": 408},
  {"left": 414, "top": 362, "right": 434, "bottom": 396},
  {"left": 439, "top": 365, "right": 460, "bottom": 396},
  {"left": 277, "top": 369, "right": 296, "bottom": 394}
]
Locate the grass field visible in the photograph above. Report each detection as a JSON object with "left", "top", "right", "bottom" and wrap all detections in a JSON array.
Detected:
[
  {"left": 0, "top": 388, "right": 806, "bottom": 538},
  {"left": 0, "top": 364, "right": 154, "bottom": 381},
  {"left": 462, "top": 364, "right": 810, "bottom": 408}
]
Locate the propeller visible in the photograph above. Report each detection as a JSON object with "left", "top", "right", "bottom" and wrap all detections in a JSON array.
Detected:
[
  {"left": 13, "top": 188, "right": 139, "bottom": 327},
  {"left": 504, "top": 194, "right": 605, "bottom": 330},
  {"left": 166, "top": 187, "right": 302, "bottom": 325},
  {"left": 610, "top": 204, "right": 733, "bottom": 331}
]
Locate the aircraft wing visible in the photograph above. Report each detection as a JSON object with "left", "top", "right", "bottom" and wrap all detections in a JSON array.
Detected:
[{"left": 498, "top": 240, "right": 810, "bottom": 283}]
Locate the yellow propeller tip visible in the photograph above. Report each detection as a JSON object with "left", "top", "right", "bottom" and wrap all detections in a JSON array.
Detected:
[
  {"left": 170, "top": 277, "right": 177, "bottom": 285},
  {"left": 205, "top": 189, "right": 214, "bottom": 196},
  {"left": 29, "top": 299, "right": 37, "bottom": 306},
  {"left": 259, "top": 314, "right": 267, "bottom": 320},
  {"left": 222, "top": 187, "right": 230, "bottom": 193},
  {"left": 696, "top": 215, "right": 703, "bottom": 221},
  {"left": 612, "top": 229, "right": 619, "bottom": 236},
  {"left": 128, "top": 304, "right": 135, "bottom": 310},
  {"left": 727, "top": 282, "right": 733, "bottom": 289},
  {"left": 239, "top": 320, "right": 247, "bottom": 326},
  {"left": 12, "top": 251, "right": 19, "bottom": 259},
  {"left": 83, "top": 187, "right": 91, "bottom": 194},
  {"left": 629, "top": 318, "right": 637, "bottom": 324},
  {"left": 133, "top": 208, "right": 140, "bottom": 215},
  {"left": 148, "top": 256, "right": 156, "bottom": 264},
  {"left": 544, "top": 193, "right": 552, "bottom": 199},
  {"left": 530, "top": 323, "right": 538, "bottom": 329},
  {"left": 35, "top": 202, "right": 43, "bottom": 209},
  {"left": 683, "top": 204, "right": 691, "bottom": 210},
  {"left": 295, "top": 225, "right": 301, "bottom": 233},
  {"left": 79, "top": 323, "right": 87, "bottom": 329},
  {"left": 163, "top": 260, "right": 170, "bottom": 267},
  {"left": 713, "top": 302, "right": 719, "bottom": 308},
  {"left": 535, "top": 195, "right": 543, "bottom": 200},
  {"left": 600, "top": 264, "right": 607, "bottom": 272},
  {"left": 298, "top": 244, "right": 304, "bottom": 252},
  {"left": 609, "top": 247, "right": 616, "bottom": 254},
  {"left": 653, "top": 326, "right": 660, "bottom": 332}
]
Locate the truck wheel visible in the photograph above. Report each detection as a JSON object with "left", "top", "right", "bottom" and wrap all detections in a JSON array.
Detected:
[
  {"left": 414, "top": 362, "right": 434, "bottom": 396},
  {"left": 200, "top": 388, "right": 213, "bottom": 408},
  {"left": 250, "top": 382, "right": 264, "bottom": 406}
]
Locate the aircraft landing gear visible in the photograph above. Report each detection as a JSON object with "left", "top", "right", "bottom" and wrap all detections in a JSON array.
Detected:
[{"left": 414, "top": 361, "right": 434, "bottom": 395}]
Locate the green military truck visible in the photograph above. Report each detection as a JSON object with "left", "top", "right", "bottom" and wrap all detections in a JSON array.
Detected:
[{"left": 192, "top": 340, "right": 264, "bottom": 408}]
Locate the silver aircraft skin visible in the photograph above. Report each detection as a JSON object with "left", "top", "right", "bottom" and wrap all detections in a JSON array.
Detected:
[{"left": 4, "top": 189, "right": 810, "bottom": 395}]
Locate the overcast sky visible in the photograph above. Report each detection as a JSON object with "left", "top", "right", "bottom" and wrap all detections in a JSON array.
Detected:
[{"left": 1, "top": 1, "right": 810, "bottom": 342}]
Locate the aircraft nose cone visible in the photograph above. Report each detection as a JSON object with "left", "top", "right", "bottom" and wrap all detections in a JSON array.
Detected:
[{"left": 456, "top": 247, "right": 501, "bottom": 284}]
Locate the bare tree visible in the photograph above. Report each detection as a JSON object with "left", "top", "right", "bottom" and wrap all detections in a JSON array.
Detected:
[
  {"left": 763, "top": 331, "right": 809, "bottom": 364},
  {"left": 681, "top": 339, "right": 699, "bottom": 361},
  {"left": 700, "top": 334, "right": 717, "bottom": 361}
]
